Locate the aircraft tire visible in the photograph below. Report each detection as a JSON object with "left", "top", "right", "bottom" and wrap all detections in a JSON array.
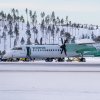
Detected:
[
  {"left": 16, "top": 58, "right": 19, "bottom": 62},
  {"left": 25, "top": 58, "right": 29, "bottom": 62},
  {"left": 80, "top": 58, "right": 86, "bottom": 62},
  {"left": 45, "top": 58, "right": 53, "bottom": 62},
  {"left": 2, "top": 59, "right": 7, "bottom": 62},
  {"left": 58, "top": 58, "right": 64, "bottom": 62},
  {"left": 7, "top": 58, "right": 13, "bottom": 62}
]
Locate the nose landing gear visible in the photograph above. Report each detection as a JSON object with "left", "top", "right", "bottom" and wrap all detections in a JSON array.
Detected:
[{"left": 79, "top": 58, "right": 86, "bottom": 62}]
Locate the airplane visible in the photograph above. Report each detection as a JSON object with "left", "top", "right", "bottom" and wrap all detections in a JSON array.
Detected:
[{"left": 2, "top": 38, "right": 100, "bottom": 62}]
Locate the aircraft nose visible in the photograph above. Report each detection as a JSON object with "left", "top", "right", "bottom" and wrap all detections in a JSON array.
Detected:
[{"left": 3, "top": 51, "right": 12, "bottom": 58}]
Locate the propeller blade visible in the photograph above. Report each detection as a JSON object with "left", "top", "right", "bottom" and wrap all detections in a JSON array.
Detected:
[
  {"left": 61, "top": 49, "right": 63, "bottom": 54},
  {"left": 60, "top": 43, "right": 67, "bottom": 55},
  {"left": 61, "top": 38, "right": 63, "bottom": 44},
  {"left": 60, "top": 45, "right": 63, "bottom": 54},
  {"left": 64, "top": 47, "right": 67, "bottom": 55},
  {"left": 64, "top": 39, "right": 68, "bottom": 44}
]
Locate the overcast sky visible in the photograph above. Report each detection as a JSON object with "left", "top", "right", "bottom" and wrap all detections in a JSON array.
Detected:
[{"left": 0, "top": 0, "right": 100, "bottom": 25}]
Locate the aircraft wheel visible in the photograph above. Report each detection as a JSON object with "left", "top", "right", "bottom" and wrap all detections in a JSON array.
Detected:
[
  {"left": 25, "top": 58, "right": 29, "bottom": 62},
  {"left": 7, "top": 58, "right": 13, "bottom": 62},
  {"left": 32, "top": 58, "right": 35, "bottom": 62},
  {"left": 58, "top": 58, "right": 64, "bottom": 62},
  {"left": 45, "top": 58, "right": 53, "bottom": 62},
  {"left": 2, "top": 59, "right": 7, "bottom": 62},
  {"left": 80, "top": 58, "right": 86, "bottom": 62},
  {"left": 16, "top": 58, "right": 19, "bottom": 62}
]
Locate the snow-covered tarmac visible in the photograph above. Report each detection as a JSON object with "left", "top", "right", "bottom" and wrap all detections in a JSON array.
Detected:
[
  {"left": 0, "top": 62, "right": 100, "bottom": 100},
  {"left": 0, "top": 62, "right": 100, "bottom": 72}
]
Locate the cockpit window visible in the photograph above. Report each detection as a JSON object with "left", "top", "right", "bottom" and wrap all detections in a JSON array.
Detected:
[{"left": 12, "top": 47, "right": 22, "bottom": 50}]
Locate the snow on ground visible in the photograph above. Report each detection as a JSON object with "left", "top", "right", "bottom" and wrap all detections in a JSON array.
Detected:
[
  {"left": 0, "top": 58, "right": 100, "bottom": 100},
  {"left": 0, "top": 62, "right": 100, "bottom": 72},
  {"left": 0, "top": 71, "right": 100, "bottom": 100}
]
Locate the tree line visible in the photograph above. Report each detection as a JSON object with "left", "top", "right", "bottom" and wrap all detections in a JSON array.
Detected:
[{"left": 0, "top": 8, "right": 100, "bottom": 55}]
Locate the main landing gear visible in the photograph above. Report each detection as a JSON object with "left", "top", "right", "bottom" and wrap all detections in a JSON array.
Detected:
[
  {"left": 66, "top": 57, "right": 86, "bottom": 62},
  {"left": 57, "top": 58, "right": 64, "bottom": 62},
  {"left": 45, "top": 58, "right": 53, "bottom": 62},
  {"left": 79, "top": 58, "right": 86, "bottom": 62}
]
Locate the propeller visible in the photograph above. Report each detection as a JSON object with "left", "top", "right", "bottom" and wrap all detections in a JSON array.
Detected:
[{"left": 60, "top": 38, "right": 67, "bottom": 55}]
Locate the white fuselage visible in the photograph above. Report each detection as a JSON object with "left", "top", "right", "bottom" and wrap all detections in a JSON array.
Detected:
[{"left": 3, "top": 45, "right": 66, "bottom": 59}]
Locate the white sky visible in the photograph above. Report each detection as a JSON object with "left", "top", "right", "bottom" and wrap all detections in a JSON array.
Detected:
[{"left": 0, "top": 0, "right": 100, "bottom": 25}]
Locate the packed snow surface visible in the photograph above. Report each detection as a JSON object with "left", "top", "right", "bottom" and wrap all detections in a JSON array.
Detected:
[
  {"left": 0, "top": 61, "right": 100, "bottom": 100},
  {"left": 0, "top": 70, "right": 100, "bottom": 100}
]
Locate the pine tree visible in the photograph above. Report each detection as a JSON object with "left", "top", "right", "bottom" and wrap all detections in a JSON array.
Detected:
[
  {"left": 2, "top": 31, "right": 6, "bottom": 50},
  {"left": 8, "top": 25, "right": 13, "bottom": 48},
  {"left": 26, "top": 21, "right": 30, "bottom": 29},
  {"left": 11, "top": 8, "right": 16, "bottom": 22},
  {"left": 71, "top": 36, "right": 75, "bottom": 43},
  {"left": 40, "top": 37, "right": 43, "bottom": 45},
  {"left": 61, "top": 18, "right": 64, "bottom": 25},
  {"left": 7, "top": 13, "right": 13, "bottom": 22},
  {"left": 29, "top": 10, "right": 32, "bottom": 23},
  {"left": 0, "top": 50, "right": 1, "bottom": 56},
  {"left": 14, "top": 23, "right": 19, "bottom": 37},
  {"left": 51, "top": 11, "right": 55, "bottom": 24},
  {"left": 56, "top": 17, "right": 60, "bottom": 25},
  {"left": 14, "top": 38, "right": 17, "bottom": 47},
  {"left": 51, "top": 25, "right": 55, "bottom": 44},
  {"left": 60, "top": 28, "right": 65, "bottom": 36},
  {"left": 4, "top": 25, "right": 7, "bottom": 32},
  {"left": 35, "top": 38, "right": 39, "bottom": 44},
  {"left": 16, "top": 9, "right": 19, "bottom": 15},
  {"left": 20, "top": 37, "right": 25, "bottom": 45},
  {"left": 47, "top": 25, "right": 52, "bottom": 44},
  {"left": 94, "top": 36, "right": 100, "bottom": 42},
  {"left": 40, "top": 19, "right": 45, "bottom": 41},
  {"left": 26, "top": 29, "right": 31, "bottom": 38},
  {"left": 25, "top": 8, "right": 28, "bottom": 22},
  {"left": 41, "top": 12, "right": 45, "bottom": 22},
  {"left": 20, "top": 15, "right": 24, "bottom": 30},
  {"left": 91, "top": 32, "right": 96, "bottom": 40},
  {"left": 32, "top": 11, "right": 37, "bottom": 26},
  {"left": 0, "top": 35, "right": 1, "bottom": 44},
  {"left": 35, "top": 28, "right": 38, "bottom": 38},
  {"left": 27, "top": 37, "right": 32, "bottom": 45},
  {"left": 56, "top": 27, "right": 59, "bottom": 33},
  {"left": 65, "top": 16, "right": 68, "bottom": 24},
  {"left": 96, "top": 25, "right": 98, "bottom": 30},
  {"left": 0, "top": 11, "right": 5, "bottom": 27},
  {"left": 64, "top": 32, "right": 71, "bottom": 42},
  {"left": 29, "top": 10, "right": 32, "bottom": 18},
  {"left": 45, "top": 15, "right": 50, "bottom": 25}
]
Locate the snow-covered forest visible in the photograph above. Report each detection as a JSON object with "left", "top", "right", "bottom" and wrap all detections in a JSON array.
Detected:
[{"left": 0, "top": 8, "right": 100, "bottom": 55}]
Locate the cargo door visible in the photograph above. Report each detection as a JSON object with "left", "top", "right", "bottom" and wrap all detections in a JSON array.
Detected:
[{"left": 26, "top": 47, "right": 31, "bottom": 58}]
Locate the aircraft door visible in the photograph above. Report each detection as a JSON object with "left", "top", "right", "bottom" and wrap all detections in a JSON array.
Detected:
[{"left": 26, "top": 47, "right": 31, "bottom": 58}]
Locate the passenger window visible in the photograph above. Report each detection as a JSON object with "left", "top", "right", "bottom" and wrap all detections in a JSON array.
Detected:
[{"left": 12, "top": 47, "right": 22, "bottom": 50}]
